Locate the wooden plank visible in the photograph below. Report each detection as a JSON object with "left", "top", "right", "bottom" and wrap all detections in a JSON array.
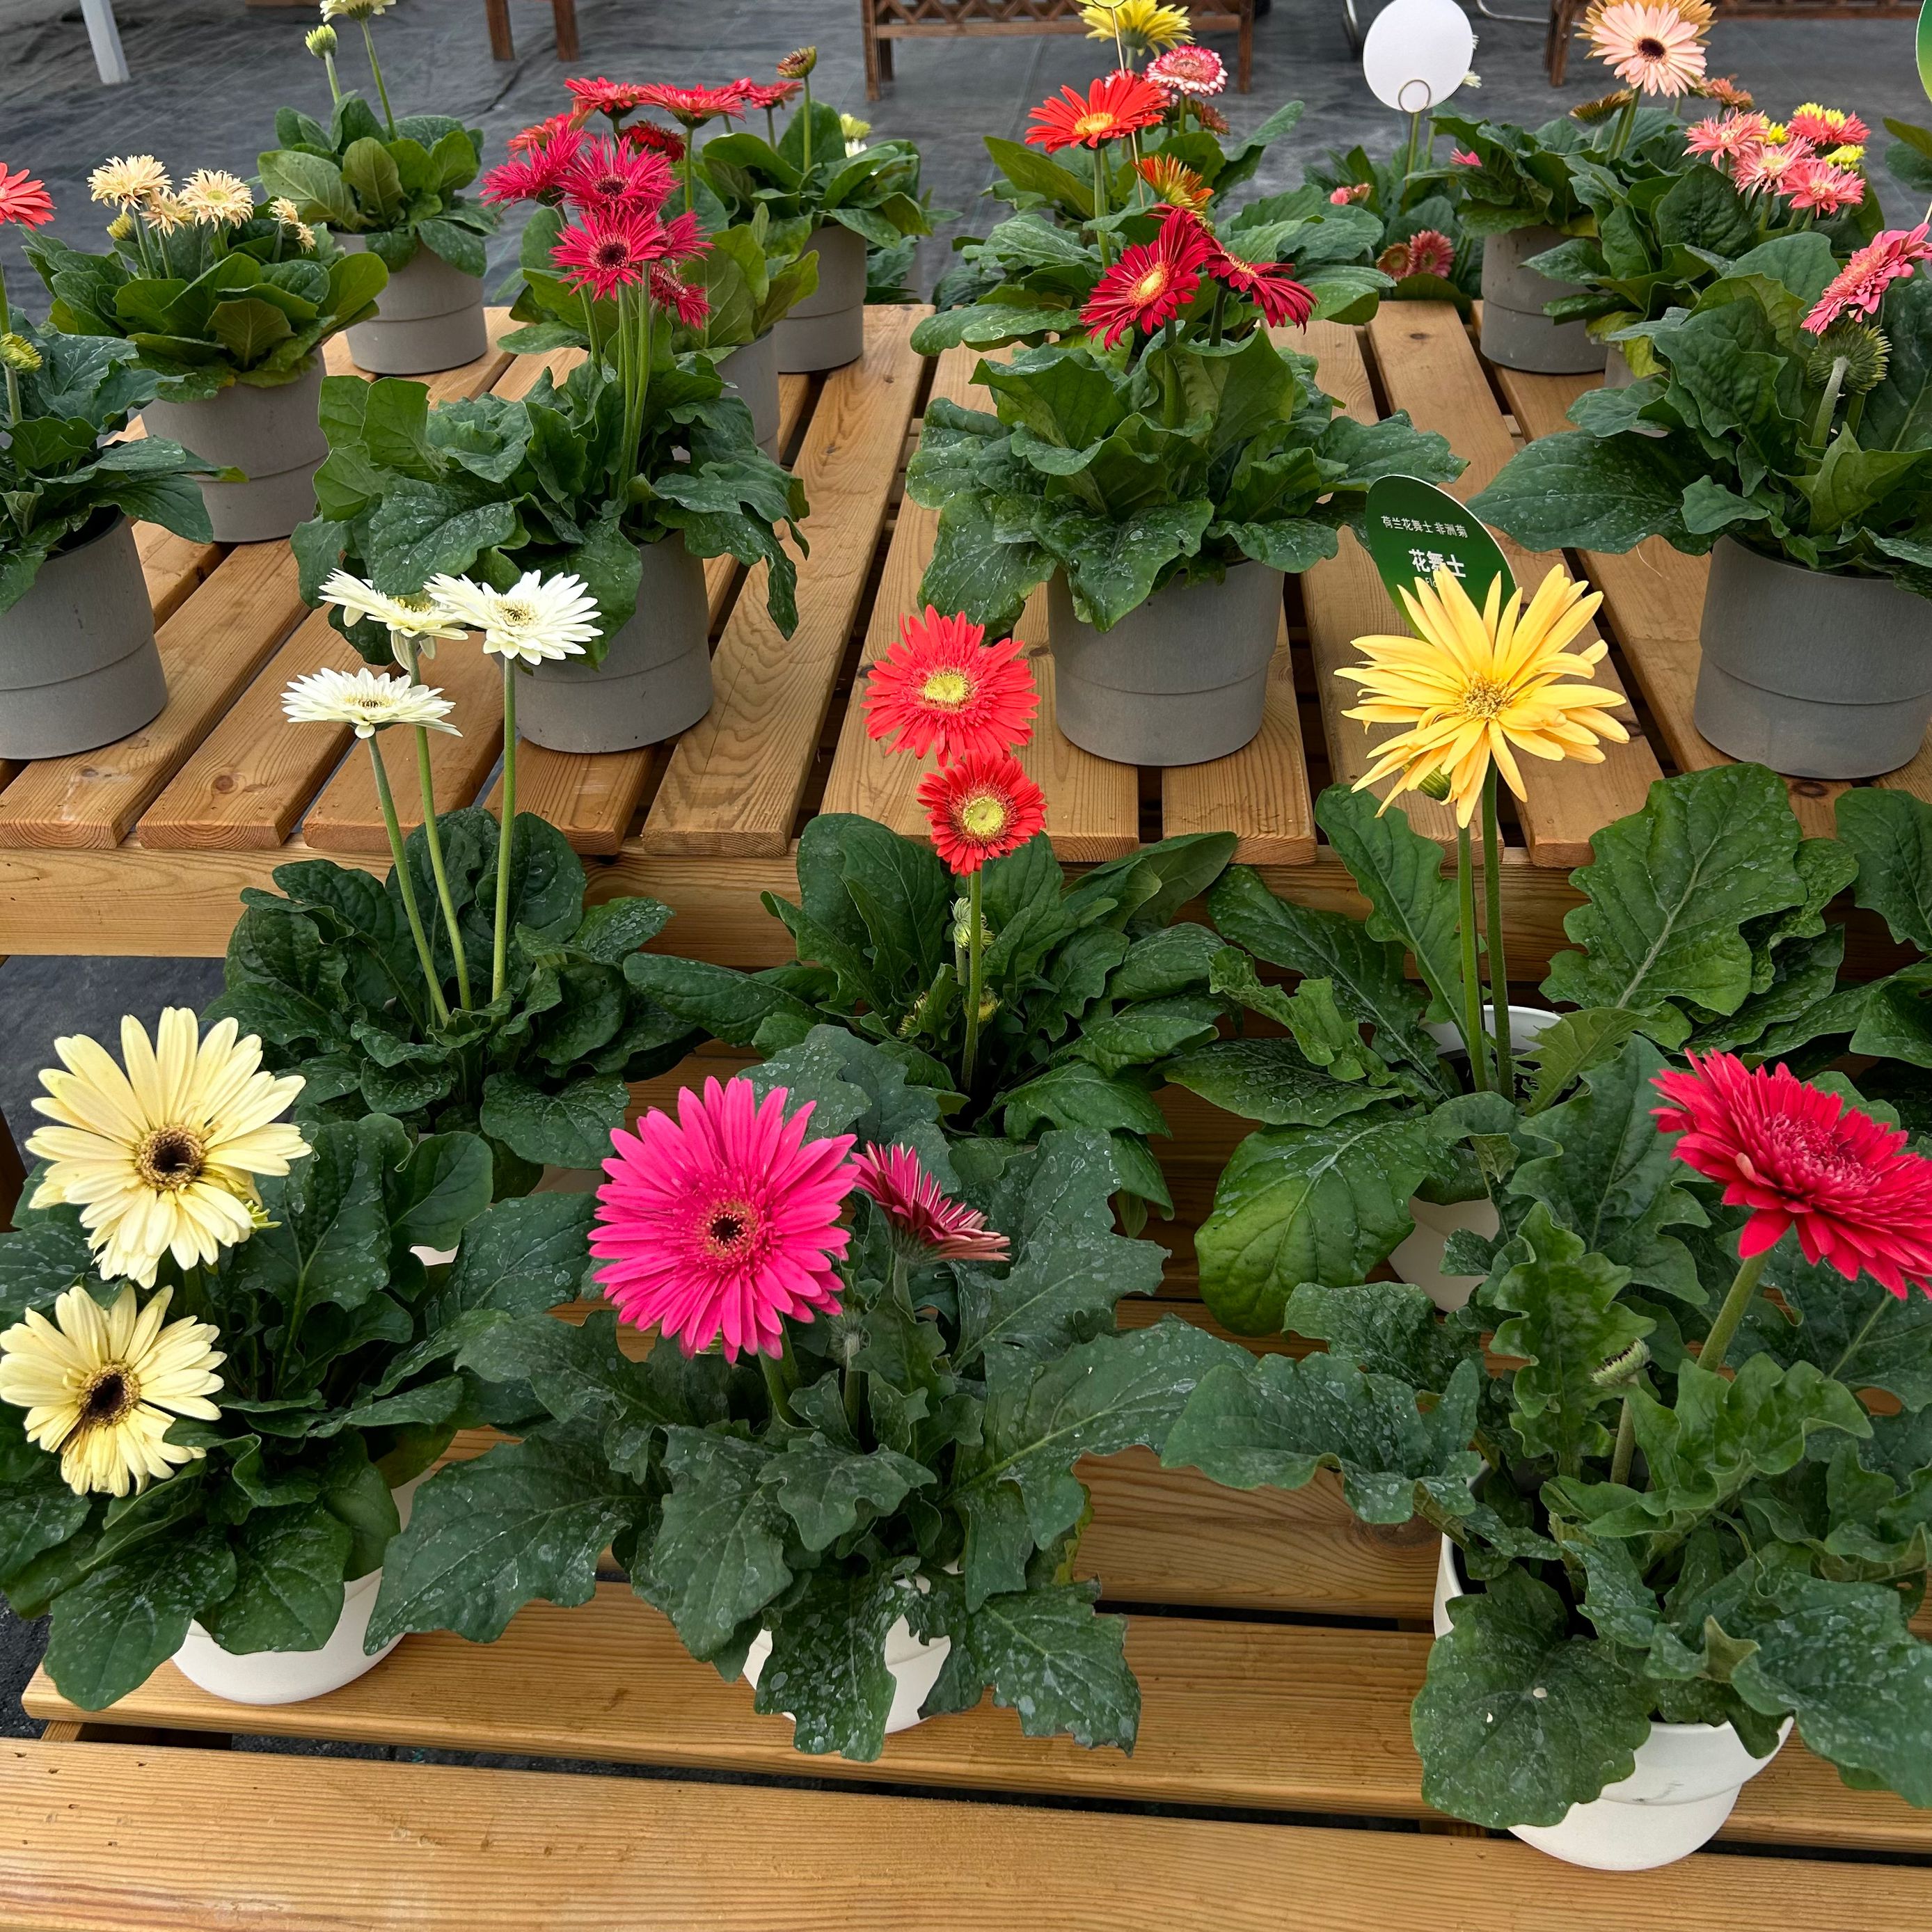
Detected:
[
  {"left": 818, "top": 342, "right": 1141, "bottom": 860},
  {"left": 1492, "top": 365, "right": 1848, "bottom": 841},
  {"left": 135, "top": 525, "right": 222, "bottom": 624},
  {"left": 299, "top": 638, "right": 505, "bottom": 853},
  {"left": 1365, "top": 303, "right": 1660, "bottom": 865},
  {"left": 136, "top": 612, "right": 364, "bottom": 850},
  {"left": 0, "top": 546, "right": 308, "bottom": 851},
  {"left": 4, "top": 1741, "right": 1927, "bottom": 1931},
  {"left": 642, "top": 306, "right": 927, "bottom": 857},
  {"left": 27, "top": 1597, "right": 1929, "bottom": 1856},
  {"left": 324, "top": 308, "right": 518, "bottom": 403},
  {"left": 1299, "top": 321, "right": 1459, "bottom": 846}
]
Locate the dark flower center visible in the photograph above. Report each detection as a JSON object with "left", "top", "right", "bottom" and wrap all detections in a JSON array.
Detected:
[
  {"left": 81, "top": 1369, "right": 134, "bottom": 1425},
  {"left": 702, "top": 1196, "right": 763, "bottom": 1261},
  {"left": 1638, "top": 36, "right": 1666, "bottom": 56},
  {"left": 135, "top": 1125, "right": 205, "bottom": 1191}
]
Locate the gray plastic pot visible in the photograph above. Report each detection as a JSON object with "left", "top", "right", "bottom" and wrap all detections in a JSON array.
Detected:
[
  {"left": 1479, "top": 225, "right": 1606, "bottom": 375},
  {"left": 340, "top": 234, "right": 487, "bottom": 376},
  {"left": 517, "top": 533, "right": 713, "bottom": 753},
  {"left": 1604, "top": 344, "right": 1636, "bottom": 388},
  {"left": 1046, "top": 562, "right": 1283, "bottom": 766},
  {"left": 0, "top": 517, "right": 166, "bottom": 760},
  {"left": 775, "top": 223, "right": 867, "bottom": 373},
  {"left": 142, "top": 359, "right": 326, "bottom": 544},
  {"left": 1695, "top": 538, "right": 1932, "bottom": 778},
  {"left": 718, "top": 329, "right": 782, "bottom": 459}
]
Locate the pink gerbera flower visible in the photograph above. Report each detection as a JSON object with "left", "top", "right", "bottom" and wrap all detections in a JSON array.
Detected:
[
  {"left": 592, "top": 1077, "right": 859, "bottom": 1360},
  {"left": 560, "top": 136, "right": 674, "bottom": 218},
  {"left": 483, "top": 129, "right": 583, "bottom": 206},
  {"left": 1329, "top": 182, "right": 1374, "bottom": 204},
  {"left": 852, "top": 1144, "right": 1012, "bottom": 1263},
  {"left": 565, "top": 76, "right": 655, "bottom": 127},
  {"left": 635, "top": 81, "right": 749, "bottom": 131},
  {"left": 1146, "top": 45, "right": 1228, "bottom": 99},
  {"left": 1449, "top": 147, "right": 1482, "bottom": 167},
  {"left": 1788, "top": 104, "right": 1869, "bottom": 149},
  {"left": 863, "top": 607, "right": 1038, "bottom": 763},
  {"left": 1586, "top": 1, "right": 1707, "bottom": 96},
  {"left": 649, "top": 262, "right": 709, "bottom": 326},
  {"left": 552, "top": 208, "right": 665, "bottom": 298},
  {"left": 1805, "top": 222, "right": 1932, "bottom": 333},
  {"left": 1782, "top": 159, "right": 1864, "bottom": 216},
  {"left": 0, "top": 164, "right": 54, "bottom": 228},
  {"left": 1653, "top": 1052, "right": 1932, "bottom": 1300},
  {"left": 1685, "top": 111, "right": 1768, "bottom": 168},
  {"left": 737, "top": 79, "right": 803, "bottom": 112},
  {"left": 1400, "top": 228, "right": 1457, "bottom": 280}
]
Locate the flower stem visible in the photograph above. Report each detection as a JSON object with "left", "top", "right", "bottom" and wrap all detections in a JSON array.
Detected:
[
  {"left": 0, "top": 260, "right": 19, "bottom": 425},
  {"left": 1481, "top": 767, "right": 1512, "bottom": 1100},
  {"left": 1829, "top": 1292, "right": 1895, "bottom": 1382},
  {"left": 360, "top": 17, "right": 397, "bottom": 137},
  {"left": 1455, "top": 823, "right": 1490, "bottom": 1091},
  {"left": 1700, "top": 1248, "right": 1772, "bottom": 1377},
  {"left": 759, "top": 1348, "right": 792, "bottom": 1423},
  {"left": 1608, "top": 94, "right": 1639, "bottom": 159},
  {"left": 801, "top": 77, "right": 814, "bottom": 176},
  {"left": 1610, "top": 1392, "right": 1637, "bottom": 1487},
  {"left": 322, "top": 49, "right": 342, "bottom": 106},
  {"left": 1404, "top": 109, "right": 1423, "bottom": 180},
  {"left": 367, "top": 736, "right": 450, "bottom": 1027},
  {"left": 1092, "top": 146, "right": 1111, "bottom": 269},
  {"left": 493, "top": 659, "right": 517, "bottom": 1003},
  {"left": 395, "top": 637, "right": 472, "bottom": 1010},
  {"left": 961, "top": 868, "right": 986, "bottom": 1092},
  {"left": 1808, "top": 353, "right": 1849, "bottom": 452}
]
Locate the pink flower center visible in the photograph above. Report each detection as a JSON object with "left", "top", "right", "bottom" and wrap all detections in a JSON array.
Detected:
[{"left": 1748, "top": 1116, "right": 1868, "bottom": 1191}]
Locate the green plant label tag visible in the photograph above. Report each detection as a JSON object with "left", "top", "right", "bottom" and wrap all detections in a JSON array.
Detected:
[
  {"left": 1361, "top": 475, "right": 1516, "bottom": 612},
  {"left": 1920, "top": 0, "right": 1932, "bottom": 105}
]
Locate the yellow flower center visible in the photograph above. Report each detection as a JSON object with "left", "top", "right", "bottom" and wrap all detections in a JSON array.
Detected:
[
  {"left": 499, "top": 599, "right": 539, "bottom": 625},
  {"left": 134, "top": 1125, "right": 207, "bottom": 1193},
  {"left": 1132, "top": 264, "right": 1171, "bottom": 304},
  {"left": 920, "top": 668, "right": 972, "bottom": 711},
  {"left": 79, "top": 1365, "right": 137, "bottom": 1427},
  {"left": 1457, "top": 676, "right": 1514, "bottom": 720},
  {"left": 960, "top": 793, "right": 1010, "bottom": 841},
  {"left": 1072, "top": 111, "right": 1119, "bottom": 141}
]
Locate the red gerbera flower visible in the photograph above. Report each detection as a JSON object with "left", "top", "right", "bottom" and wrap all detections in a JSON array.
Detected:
[
  {"left": 862, "top": 607, "right": 1038, "bottom": 763},
  {"left": 649, "top": 262, "right": 709, "bottom": 327},
  {"left": 560, "top": 136, "right": 674, "bottom": 218},
  {"left": 1082, "top": 206, "right": 1216, "bottom": 347},
  {"left": 0, "top": 164, "right": 54, "bottom": 229},
  {"left": 636, "top": 81, "right": 749, "bottom": 130},
  {"left": 482, "top": 129, "right": 583, "bottom": 206},
  {"left": 553, "top": 208, "right": 665, "bottom": 298},
  {"left": 592, "top": 1077, "right": 858, "bottom": 1361},
  {"left": 1401, "top": 228, "right": 1457, "bottom": 280},
  {"left": 1653, "top": 1052, "right": 1932, "bottom": 1300},
  {"left": 1210, "top": 244, "right": 1316, "bottom": 328},
  {"left": 917, "top": 749, "right": 1047, "bottom": 874},
  {"left": 737, "top": 79, "right": 803, "bottom": 111},
  {"left": 851, "top": 1144, "right": 1012, "bottom": 1264},
  {"left": 1805, "top": 223, "right": 1932, "bottom": 333},
  {"left": 1194, "top": 102, "right": 1230, "bottom": 134},
  {"left": 565, "top": 76, "right": 654, "bottom": 126},
  {"left": 656, "top": 206, "right": 709, "bottom": 260},
  {"left": 1026, "top": 70, "right": 1169, "bottom": 152},
  {"left": 625, "top": 121, "right": 688, "bottom": 163}
]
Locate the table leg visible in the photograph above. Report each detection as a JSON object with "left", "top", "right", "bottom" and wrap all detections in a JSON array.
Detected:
[
  {"left": 486, "top": 0, "right": 514, "bottom": 61},
  {"left": 551, "top": 0, "right": 578, "bottom": 60},
  {"left": 0, "top": 1105, "right": 24, "bottom": 1231},
  {"left": 81, "top": 0, "right": 132, "bottom": 85}
]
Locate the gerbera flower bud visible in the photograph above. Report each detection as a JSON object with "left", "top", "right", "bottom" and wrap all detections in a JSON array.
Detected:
[
  {"left": 306, "top": 22, "right": 337, "bottom": 52},
  {"left": 1806, "top": 321, "right": 1890, "bottom": 393},
  {"left": 1590, "top": 1338, "right": 1651, "bottom": 1388},
  {"left": 776, "top": 45, "right": 818, "bottom": 79},
  {"left": 0, "top": 332, "right": 42, "bottom": 373}
]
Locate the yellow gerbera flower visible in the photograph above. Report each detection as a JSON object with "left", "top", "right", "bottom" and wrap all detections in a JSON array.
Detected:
[
  {"left": 0, "top": 1283, "right": 223, "bottom": 1497},
  {"left": 1337, "top": 564, "right": 1630, "bottom": 827},
  {"left": 1080, "top": 0, "right": 1194, "bottom": 56},
  {"left": 26, "top": 1009, "right": 310, "bottom": 1288}
]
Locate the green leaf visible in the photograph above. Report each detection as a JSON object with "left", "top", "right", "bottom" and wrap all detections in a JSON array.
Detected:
[
  {"left": 429, "top": 1192, "right": 596, "bottom": 1326},
  {"left": 256, "top": 148, "right": 358, "bottom": 228},
  {"left": 1413, "top": 1564, "right": 1656, "bottom": 1828},
  {"left": 762, "top": 1435, "right": 932, "bottom": 1553},
  {"left": 0, "top": 1208, "right": 95, "bottom": 1324},
  {"left": 385, "top": 1131, "right": 493, "bottom": 1257},
  {"left": 197, "top": 1501, "right": 353, "bottom": 1654},
  {"left": 752, "top": 1563, "right": 911, "bottom": 1759},
  {"left": 1740, "top": 1259, "right": 1932, "bottom": 1414},
  {"left": 207, "top": 296, "right": 295, "bottom": 369},
  {"left": 1001, "top": 1059, "right": 1168, "bottom": 1141},
  {"left": 1164, "top": 1037, "right": 1391, "bottom": 1127},
  {"left": 231, "top": 1114, "right": 397, "bottom": 1315},
  {"left": 983, "top": 136, "right": 1094, "bottom": 218},
  {"left": 1837, "top": 788, "right": 1932, "bottom": 955},
  {"left": 1196, "top": 1114, "right": 1439, "bottom": 1334},
  {"left": 1062, "top": 995, "right": 1221, "bottom": 1076},
  {"left": 367, "top": 1427, "right": 638, "bottom": 1647},
  {"left": 1469, "top": 429, "right": 1694, "bottom": 554},
  {"left": 1519, "top": 1007, "right": 1647, "bottom": 1114},
  {"left": 1164, "top": 1352, "right": 1485, "bottom": 1522},
  {"left": 1283, "top": 1279, "right": 1480, "bottom": 1393},
  {"left": 477, "top": 1070, "right": 628, "bottom": 1169}
]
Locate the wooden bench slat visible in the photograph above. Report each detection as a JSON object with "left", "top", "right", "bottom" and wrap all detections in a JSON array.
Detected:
[
  {"left": 28, "top": 1585, "right": 1928, "bottom": 1855},
  {"left": 135, "top": 525, "right": 223, "bottom": 624},
  {"left": 1491, "top": 365, "right": 1851, "bottom": 841},
  {"left": 324, "top": 311, "right": 519, "bottom": 404},
  {"left": 1364, "top": 304, "right": 1662, "bottom": 866},
  {"left": 642, "top": 306, "right": 927, "bottom": 857},
  {"left": 6, "top": 1738, "right": 1928, "bottom": 1931},
  {"left": 0, "top": 544, "right": 308, "bottom": 851}
]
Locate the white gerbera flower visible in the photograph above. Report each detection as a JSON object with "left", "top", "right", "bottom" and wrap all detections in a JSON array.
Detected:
[
  {"left": 26, "top": 1010, "right": 311, "bottom": 1290},
  {"left": 426, "top": 569, "right": 603, "bottom": 667},
  {"left": 177, "top": 169, "right": 256, "bottom": 227},
  {"left": 320, "top": 0, "right": 395, "bottom": 19},
  {"left": 282, "top": 665, "right": 461, "bottom": 738},
  {"left": 88, "top": 155, "right": 170, "bottom": 210},
  {"left": 318, "top": 569, "right": 468, "bottom": 660},
  {"left": 0, "top": 1283, "right": 224, "bottom": 1498}
]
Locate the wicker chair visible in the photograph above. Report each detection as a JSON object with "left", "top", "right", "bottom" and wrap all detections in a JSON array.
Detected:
[
  {"left": 1546, "top": 0, "right": 1915, "bottom": 84},
  {"left": 860, "top": 0, "right": 1256, "bottom": 101}
]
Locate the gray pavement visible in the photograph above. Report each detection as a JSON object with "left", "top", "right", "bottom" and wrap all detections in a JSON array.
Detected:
[{"left": 1, "top": 0, "right": 1926, "bottom": 1736}]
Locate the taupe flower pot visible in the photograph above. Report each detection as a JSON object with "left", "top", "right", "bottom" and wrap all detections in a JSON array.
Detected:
[
  {"left": 1604, "top": 344, "right": 1636, "bottom": 388},
  {"left": 1695, "top": 538, "right": 1932, "bottom": 779},
  {"left": 1046, "top": 562, "right": 1283, "bottom": 766},
  {"left": 0, "top": 517, "right": 166, "bottom": 760},
  {"left": 142, "top": 360, "right": 326, "bottom": 544},
  {"left": 1480, "top": 225, "right": 1606, "bottom": 375},
  {"left": 775, "top": 223, "right": 866, "bottom": 374},
  {"left": 517, "top": 533, "right": 713, "bottom": 754},
  {"left": 718, "top": 329, "right": 782, "bottom": 460},
  {"left": 342, "top": 235, "right": 488, "bottom": 376}
]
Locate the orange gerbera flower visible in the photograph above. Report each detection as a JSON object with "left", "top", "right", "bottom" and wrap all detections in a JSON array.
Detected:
[
  {"left": 1025, "top": 70, "right": 1169, "bottom": 152},
  {"left": 862, "top": 608, "right": 1038, "bottom": 764},
  {"left": 1137, "top": 154, "right": 1214, "bottom": 212}
]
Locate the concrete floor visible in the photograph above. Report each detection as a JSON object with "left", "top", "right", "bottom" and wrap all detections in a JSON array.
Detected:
[{"left": 1, "top": 0, "right": 1926, "bottom": 1734}]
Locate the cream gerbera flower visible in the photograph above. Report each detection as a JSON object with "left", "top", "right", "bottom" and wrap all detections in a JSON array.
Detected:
[
  {"left": 318, "top": 569, "right": 468, "bottom": 659},
  {"left": 144, "top": 192, "right": 194, "bottom": 236},
  {"left": 426, "top": 569, "right": 603, "bottom": 666},
  {"left": 177, "top": 169, "right": 256, "bottom": 227},
  {"left": 282, "top": 665, "right": 461, "bottom": 738},
  {"left": 269, "top": 196, "right": 317, "bottom": 247},
  {"left": 1337, "top": 565, "right": 1630, "bottom": 827},
  {"left": 88, "top": 154, "right": 171, "bottom": 210},
  {"left": 0, "top": 1283, "right": 223, "bottom": 1498},
  {"left": 26, "top": 1011, "right": 310, "bottom": 1289},
  {"left": 319, "top": 0, "right": 395, "bottom": 19}
]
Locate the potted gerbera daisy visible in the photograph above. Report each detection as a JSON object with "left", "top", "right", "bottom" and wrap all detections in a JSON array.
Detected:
[
  {"left": 1471, "top": 227, "right": 1932, "bottom": 777},
  {"left": 368, "top": 1031, "right": 1244, "bottom": 1761},
  {"left": 0, "top": 1006, "right": 589, "bottom": 1711},
  {"left": 257, "top": 0, "right": 499, "bottom": 375},
  {"left": 1166, "top": 1049, "right": 1932, "bottom": 1866},
  {"left": 28, "top": 155, "right": 387, "bottom": 543},
  {"left": 0, "top": 163, "right": 219, "bottom": 759},
  {"left": 908, "top": 202, "right": 1458, "bottom": 765}
]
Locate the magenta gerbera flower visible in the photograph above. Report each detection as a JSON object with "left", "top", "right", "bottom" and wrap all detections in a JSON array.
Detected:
[
  {"left": 592, "top": 1078, "right": 860, "bottom": 1361},
  {"left": 852, "top": 1144, "right": 1011, "bottom": 1263}
]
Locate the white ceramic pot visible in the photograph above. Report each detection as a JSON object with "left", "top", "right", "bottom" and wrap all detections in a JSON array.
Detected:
[
  {"left": 168, "top": 1476, "right": 421, "bottom": 1706},
  {"left": 743, "top": 1607, "right": 952, "bottom": 1738},
  {"left": 1432, "top": 1539, "right": 1789, "bottom": 1869},
  {"left": 775, "top": 223, "right": 867, "bottom": 373},
  {"left": 141, "top": 359, "right": 327, "bottom": 543},
  {"left": 1392, "top": 1005, "right": 1561, "bottom": 1311}
]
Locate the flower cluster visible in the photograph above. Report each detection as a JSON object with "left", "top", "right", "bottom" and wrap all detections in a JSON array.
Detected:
[
  {"left": 1081, "top": 205, "right": 1315, "bottom": 349},
  {"left": 1684, "top": 107, "right": 1868, "bottom": 217},
  {"left": 1377, "top": 230, "right": 1457, "bottom": 283}
]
